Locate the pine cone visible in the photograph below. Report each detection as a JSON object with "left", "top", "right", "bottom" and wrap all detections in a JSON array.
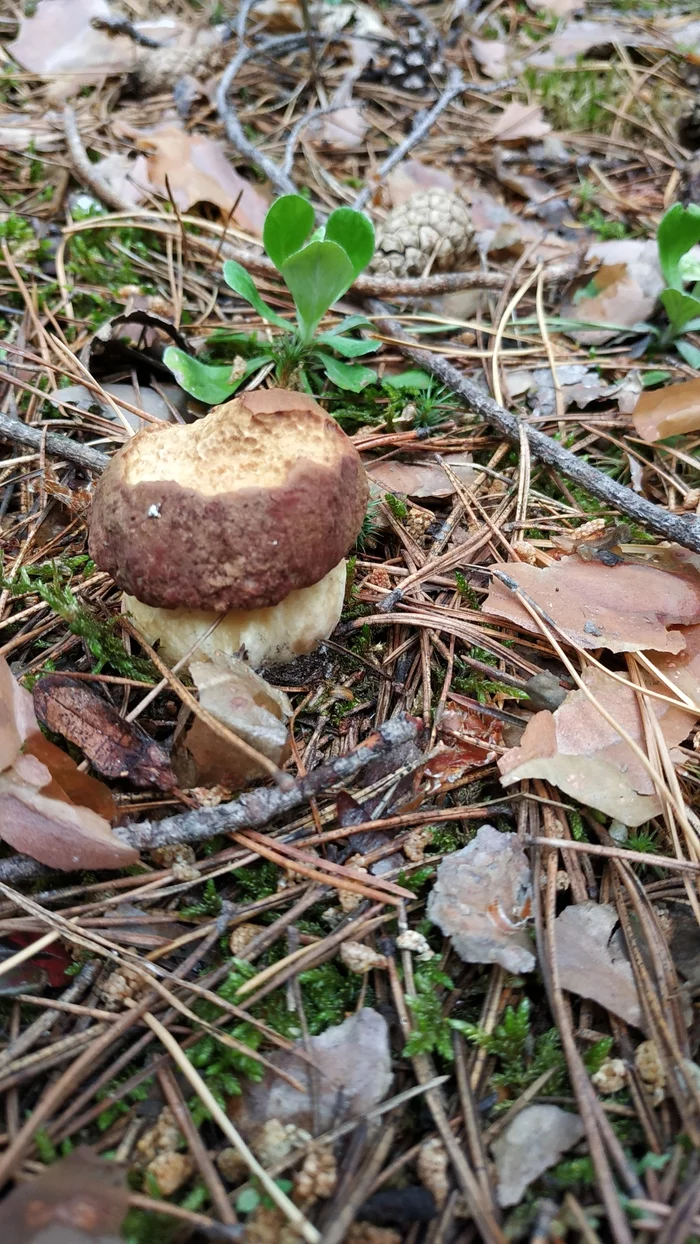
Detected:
[
  {"left": 362, "top": 24, "right": 444, "bottom": 94},
  {"left": 371, "top": 190, "right": 473, "bottom": 278}
]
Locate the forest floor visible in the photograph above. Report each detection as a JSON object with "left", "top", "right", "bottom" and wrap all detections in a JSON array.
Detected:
[{"left": 1, "top": 0, "right": 700, "bottom": 1241}]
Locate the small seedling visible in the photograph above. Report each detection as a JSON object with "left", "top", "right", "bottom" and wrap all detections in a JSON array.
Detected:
[
  {"left": 654, "top": 202, "right": 700, "bottom": 366},
  {"left": 164, "top": 194, "right": 379, "bottom": 399}
]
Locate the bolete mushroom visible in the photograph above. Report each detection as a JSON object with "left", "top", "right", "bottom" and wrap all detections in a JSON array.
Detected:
[{"left": 89, "top": 388, "right": 368, "bottom": 667}]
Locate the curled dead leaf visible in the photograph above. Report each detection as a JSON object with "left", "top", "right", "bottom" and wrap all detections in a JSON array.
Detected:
[
  {"left": 427, "top": 824, "right": 535, "bottom": 973},
  {"left": 553, "top": 902, "right": 643, "bottom": 1027},
  {"left": 484, "top": 556, "right": 700, "bottom": 654},
  {"left": 487, "top": 103, "right": 551, "bottom": 144},
  {"left": 33, "top": 674, "right": 176, "bottom": 790},
  {"left": 560, "top": 239, "right": 664, "bottom": 345},
  {"left": 498, "top": 629, "right": 700, "bottom": 825},
  {"left": 177, "top": 656, "right": 291, "bottom": 788},
  {"left": 632, "top": 377, "right": 700, "bottom": 443},
  {"left": 0, "top": 1145, "right": 128, "bottom": 1243},
  {"left": 365, "top": 453, "right": 474, "bottom": 501}
]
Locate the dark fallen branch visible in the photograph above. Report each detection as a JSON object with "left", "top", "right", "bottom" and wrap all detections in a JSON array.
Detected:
[
  {"left": 116, "top": 715, "right": 421, "bottom": 852},
  {"left": 0, "top": 411, "right": 110, "bottom": 473},
  {"left": 372, "top": 308, "right": 700, "bottom": 555}
]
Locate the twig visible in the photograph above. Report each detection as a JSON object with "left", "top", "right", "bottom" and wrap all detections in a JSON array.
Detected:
[
  {"left": 0, "top": 412, "right": 109, "bottom": 473},
  {"left": 63, "top": 106, "right": 141, "bottom": 214},
  {"left": 216, "top": 33, "right": 308, "bottom": 198},
  {"left": 282, "top": 105, "right": 351, "bottom": 178},
  {"left": 116, "top": 715, "right": 421, "bottom": 851},
  {"left": 350, "top": 68, "right": 514, "bottom": 212},
  {"left": 370, "top": 308, "right": 700, "bottom": 553}
]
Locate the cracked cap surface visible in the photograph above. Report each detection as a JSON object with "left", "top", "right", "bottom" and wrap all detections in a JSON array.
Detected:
[{"left": 89, "top": 388, "right": 368, "bottom": 611}]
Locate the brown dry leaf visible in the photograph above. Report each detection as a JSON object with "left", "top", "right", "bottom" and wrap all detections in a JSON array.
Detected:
[
  {"left": 424, "top": 700, "right": 503, "bottom": 792},
  {"left": 91, "top": 152, "right": 150, "bottom": 210},
  {"left": 8, "top": 0, "right": 135, "bottom": 83},
  {"left": 468, "top": 186, "right": 571, "bottom": 264},
  {"left": 366, "top": 453, "right": 474, "bottom": 500},
  {"left": 129, "top": 124, "right": 269, "bottom": 234},
  {"left": 487, "top": 102, "right": 551, "bottom": 143},
  {"left": 470, "top": 37, "right": 516, "bottom": 80},
  {"left": 492, "top": 1105, "right": 585, "bottom": 1208},
  {"left": 427, "top": 824, "right": 535, "bottom": 973},
  {"left": 23, "top": 732, "right": 117, "bottom": 822},
  {"left": 632, "top": 377, "right": 700, "bottom": 443},
  {"left": 484, "top": 556, "right": 700, "bottom": 654},
  {"left": 528, "top": 20, "right": 662, "bottom": 68},
  {"left": 383, "top": 159, "right": 457, "bottom": 210},
  {"left": 0, "top": 1145, "right": 128, "bottom": 1243},
  {"left": 177, "top": 656, "right": 291, "bottom": 788},
  {"left": 553, "top": 902, "right": 643, "bottom": 1027},
  {"left": 229, "top": 1009, "right": 392, "bottom": 1135},
  {"left": 311, "top": 106, "right": 369, "bottom": 150},
  {"left": 498, "top": 628, "right": 700, "bottom": 824},
  {"left": 561, "top": 239, "right": 664, "bottom": 345},
  {"left": 33, "top": 674, "right": 176, "bottom": 790}
]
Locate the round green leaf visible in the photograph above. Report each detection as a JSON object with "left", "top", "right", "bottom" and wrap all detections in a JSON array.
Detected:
[
  {"left": 325, "top": 207, "right": 375, "bottom": 279},
  {"left": 163, "top": 347, "right": 237, "bottom": 404},
  {"left": 222, "top": 259, "right": 291, "bottom": 331},
  {"left": 263, "top": 194, "right": 315, "bottom": 271},
  {"left": 281, "top": 240, "right": 354, "bottom": 342}
]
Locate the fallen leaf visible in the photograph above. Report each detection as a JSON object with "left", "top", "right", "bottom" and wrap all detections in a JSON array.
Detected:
[
  {"left": 383, "top": 159, "right": 457, "bottom": 210},
  {"left": 8, "top": 0, "right": 135, "bottom": 82},
  {"left": 0, "top": 660, "right": 131, "bottom": 871},
  {"left": 366, "top": 453, "right": 475, "bottom": 500},
  {"left": 487, "top": 102, "right": 551, "bottom": 144},
  {"left": 310, "top": 105, "right": 369, "bottom": 150},
  {"left": 506, "top": 364, "right": 618, "bottom": 416},
  {"left": 89, "top": 152, "right": 150, "bottom": 210},
  {"left": 553, "top": 901, "right": 643, "bottom": 1027},
  {"left": 492, "top": 1105, "right": 585, "bottom": 1207},
  {"left": 51, "top": 382, "right": 179, "bottom": 431},
  {"left": 424, "top": 701, "right": 503, "bottom": 792},
  {"left": 468, "top": 186, "right": 572, "bottom": 264},
  {"left": 528, "top": 20, "right": 661, "bottom": 69},
  {"left": 525, "top": 0, "right": 582, "bottom": 15},
  {"left": 502, "top": 626, "right": 700, "bottom": 821},
  {"left": 632, "top": 377, "right": 700, "bottom": 443},
  {"left": 470, "top": 37, "right": 515, "bottom": 80},
  {"left": 128, "top": 123, "right": 269, "bottom": 234},
  {"left": 427, "top": 824, "right": 535, "bottom": 973},
  {"left": 33, "top": 674, "right": 176, "bottom": 790},
  {"left": 229, "top": 1008, "right": 393, "bottom": 1134},
  {"left": 177, "top": 656, "right": 291, "bottom": 788},
  {"left": 484, "top": 556, "right": 700, "bottom": 654},
  {"left": 0, "top": 1145, "right": 128, "bottom": 1243},
  {"left": 561, "top": 239, "right": 665, "bottom": 346},
  {"left": 1, "top": 931, "right": 74, "bottom": 991}
]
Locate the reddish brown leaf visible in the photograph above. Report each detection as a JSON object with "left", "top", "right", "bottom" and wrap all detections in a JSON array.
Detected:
[
  {"left": 23, "top": 731, "right": 117, "bottom": 822},
  {"left": 632, "top": 377, "right": 700, "bottom": 443},
  {"left": 33, "top": 675, "right": 176, "bottom": 790},
  {"left": 0, "top": 1145, "right": 128, "bottom": 1242},
  {"left": 484, "top": 555, "right": 700, "bottom": 654},
  {"left": 498, "top": 626, "right": 700, "bottom": 825},
  {"left": 0, "top": 768, "right": 138, "bottom": 871}
]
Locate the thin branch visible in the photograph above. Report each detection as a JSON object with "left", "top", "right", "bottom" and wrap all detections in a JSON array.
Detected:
[
  {"left": 370, "top": 307, "right": 700, "bottom": 554},
  {"left": 351, "top": 69, "right": 515, "bottom": 212},
  {"left": 63, "top": 106, "right": 139, "bottom": 214},
  {"left": 0, "top": 411, "right": 110, "bottom": 473},
  {"left": 116, "top": 715, "right": 421, "bottom": 851}
]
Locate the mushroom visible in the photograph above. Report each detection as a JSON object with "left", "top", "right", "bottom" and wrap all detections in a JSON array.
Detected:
[{"left": 88, "top": 388, "right": 368, "bottom": 668}]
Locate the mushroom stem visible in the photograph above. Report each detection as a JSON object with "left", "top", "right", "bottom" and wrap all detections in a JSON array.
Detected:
[{"left": 123, "top": 560, "right": 348, "bottom": 670}]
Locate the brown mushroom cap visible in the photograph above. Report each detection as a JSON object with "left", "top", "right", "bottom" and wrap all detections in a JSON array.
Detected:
[{"left": 89, "top": 389, "right": 368, "bottom": 612}]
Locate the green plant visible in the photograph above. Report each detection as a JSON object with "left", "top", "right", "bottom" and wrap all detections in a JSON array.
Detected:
[
  {"left": 654, "top": 202, "right": 700, "bottom": 365},
  {"left": 164, "top": 195, "right": 378, "bottom": 400},
  {"left": 404, "top": 960, "right": 468, "bottom": 1059}
]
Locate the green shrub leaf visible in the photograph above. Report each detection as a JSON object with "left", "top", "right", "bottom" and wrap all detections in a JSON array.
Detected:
[
  {"left": 316, "top": 351, "right": 375, "bottom": 391},
  {"left": 660, "top": 287, "right": 700, "bottom": 334},
  {"left": 383, "top": 369, "right": 434, "bottom": 390},
  {"left": 676, "top": 338, "right": 700, "bottom": 369},
  {"left": 657, "top": 203, "right": 700, "bottom": 290},
  {"left": 222, "top": 259, "right": 291, "bottom": 331},
  {"left": 325, "top": 207, "right": 375, "bottom": 278},
  {"left": 263, "top": 194, "right": 315, "bottom": 270},
  {"left": 281, "top": 240, "right": 354, "bottom": 341},
  {"left": 316, "top": 331, "right": 379, "bottom": 357},
  {"left": 163, "top": 347, "right": 271, "bottom": 404}
]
